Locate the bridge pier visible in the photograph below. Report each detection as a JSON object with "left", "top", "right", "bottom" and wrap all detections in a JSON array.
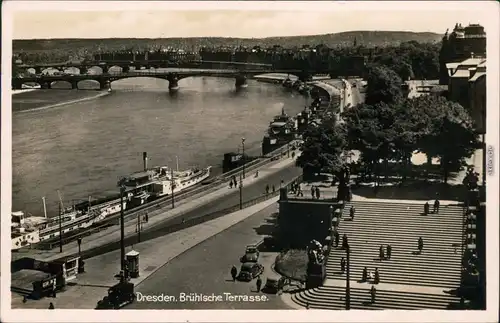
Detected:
[
  {"left": 34, "top": 67, "right": 42, "bottom": 75},
  {"left": 99, "top": 79, "right": 111, "bottom": 91},
  {"left": 167, "top": 74, "right": 179, "bottom": 93},
  {"left": 79, "top": 67, "right": 88, "bottom": 75},
  {"left": 122, "top": 65, "right": 130, "bottom": 73},
  {"left": 101, "top": 65, "right": 109, "bottom": 74},
  {"left": 235, "top": 75, "right": 248, "bottom": 89},
  {"left": 71, "top": 80, "right": 78, "bottom": 90}
]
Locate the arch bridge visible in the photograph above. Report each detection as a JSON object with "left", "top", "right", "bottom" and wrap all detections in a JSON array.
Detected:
[{"left": 12, "top": 68, "right": 310, "bottom": 92}]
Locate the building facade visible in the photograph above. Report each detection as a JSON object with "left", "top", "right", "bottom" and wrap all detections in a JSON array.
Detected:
[
  {"left": 439, "top": 23, "right": 486, "bottom": 85},
  {"left": 446, "top": 57, "right": 486, "bottom": 134}
]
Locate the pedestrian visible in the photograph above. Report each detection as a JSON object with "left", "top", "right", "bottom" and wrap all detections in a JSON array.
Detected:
[
  {"left": 370, "top": 286, "right": 376, "bottom": 303},
  {"left": 350, "top": 206, "right": 355, "bottom": 219},
  {"left": 379, "top": 245, "right": 384, "bottom": 260},
  {"left": 311, "top": 185, "right": 315, "bottom": 198},
  {"left": 386, "top": 244, "right": 392, "bottom": 260},
  {"left": 256, "top": 276, "right": 262, "bottom": 292},
  {"left": 145, "top": 212, "right": 149, "bottom": 223},
  {"left": 230, "top": 180, "right": 233, "bottom": 189},
  {"left": 265, "top": 184, "right": 270, "bottom": 195},
  {"left": 424, "top": 202, "right": 429, "bottom": 215},
  {"left": 334, "top": 231, "right": 340, "bottom": 247},
  {"left": 315, "top": 187, "right": 321, "bottom": 199},
  {"left": 362, "top": 267, "right": 368, "bottom": 282},
  {"left": 272, "top": 185, "right": 275, "bottom": 193},
  {"left": 418, "top": 237, "right": 424, "bottom": 253},
  {"left": 434, "top": 199, "right": 440, "bottom": 214},
  {"left": 374, "top": 268, "right": 380, "bottom": 284},
  {"left": 340, "top": 257, "right": 346, "bottom": 272},
  {"left": 342, "top": 234, "right": 348, "bottom": 249},
  {"left": 48, "top": 302, "right": 55, "bottom": 309},
  {"left": 22, "top": 296, "right": 27, "bottom": 303},
  {"left": 231, "top": 265, "right": 237, "bottom": 282}
]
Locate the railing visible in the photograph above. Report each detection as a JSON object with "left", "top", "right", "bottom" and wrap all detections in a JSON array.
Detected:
[
  {"left": 36, "top": 141, "right": 299, "bottom": 250},
  {"left": 51, "top": 174, "right": 303, "bottom": 260}
]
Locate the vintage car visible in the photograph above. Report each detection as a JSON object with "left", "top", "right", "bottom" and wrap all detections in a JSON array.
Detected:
[
  {"left": 240, "top": 245, "right": 260, "bottom": 263},
  {"left": 237, "top": 262, "right": 264, "bottom": 282},
  {"left": 263, "top": 273, "right": 287, "bottom": 294}
]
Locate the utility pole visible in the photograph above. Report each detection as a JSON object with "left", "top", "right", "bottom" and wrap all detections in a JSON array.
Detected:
[
  {"left": 171, "top": 168, "right": 175, "bottom": 209},
  {"left": 345, "top": 243, "right": 351, "bottom": 310},
  {"left": 239, "top": 173, "right": 243, "bottom": 210},
  {"left": 120, "top": 185, "right": 126, "bottom": 271},
  {"left": 136, "top": 214, "right": 142, "bottom": 243},
  {"left": 242, "top": 137, "right": 246, "bottom": 179}
]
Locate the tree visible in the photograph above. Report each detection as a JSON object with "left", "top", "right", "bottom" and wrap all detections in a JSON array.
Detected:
[
  {"left": 365, "top": 64, "right": 403, "bottom": 105},
  {"left": 296, "top": 114, "right": 347, "bottom": 180},
  {"left": 414, "top": 96, "right": 481, "bottom": 183},
  {"left": 342, "top": 102, "right": 399, "bottom": 184}
]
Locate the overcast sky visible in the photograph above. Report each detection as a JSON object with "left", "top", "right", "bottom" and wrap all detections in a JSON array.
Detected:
[{"left": 6, "top": 1, "right": 497, "bottom": 39}]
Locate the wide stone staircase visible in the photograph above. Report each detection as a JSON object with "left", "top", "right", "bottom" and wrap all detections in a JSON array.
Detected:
[{"left": 291, "top": 200, "right": 465, "bottom": 310}]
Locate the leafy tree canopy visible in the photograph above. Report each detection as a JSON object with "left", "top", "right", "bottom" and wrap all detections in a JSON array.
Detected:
[{"left": 365, "top": 64, "right": 403, "bottom": 105}]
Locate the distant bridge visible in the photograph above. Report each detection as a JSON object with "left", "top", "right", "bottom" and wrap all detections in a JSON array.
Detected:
[
  {"left": 12, "top": 68, "right": 311, "bottom": 92},
  {"left": 14, "top": 60, "right": 274, "bottom": 74}
]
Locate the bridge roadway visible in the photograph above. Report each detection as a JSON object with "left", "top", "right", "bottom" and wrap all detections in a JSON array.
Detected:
[{"left": 12, "top": 68, "right": 304, "bottom": 90}]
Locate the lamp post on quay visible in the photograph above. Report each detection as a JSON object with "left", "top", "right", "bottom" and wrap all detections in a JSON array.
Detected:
[
  {"left": 242, "top": 137, "right": 246, "bottom": 179},
  {"left": 119, "top": 184, "right": 126, "bottom": 272}
]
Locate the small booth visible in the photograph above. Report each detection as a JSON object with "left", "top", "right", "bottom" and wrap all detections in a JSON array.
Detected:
[
  {"left": 126, "top": 250, "right": 140, "bottom": 278},
  {"left": 52, "top": 256, "right": 81, "bottom": 282}
]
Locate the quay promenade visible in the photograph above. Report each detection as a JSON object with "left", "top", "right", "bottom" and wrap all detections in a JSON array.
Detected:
[{"left": 11, "top": 197, "right": 282, "bottom": 309}]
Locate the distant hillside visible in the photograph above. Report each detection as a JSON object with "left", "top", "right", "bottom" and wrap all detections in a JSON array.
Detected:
[{"left": 13, "top": 30, "right": 442, "bottom": 52}]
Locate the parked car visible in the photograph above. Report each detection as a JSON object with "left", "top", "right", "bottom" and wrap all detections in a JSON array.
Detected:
[
  {"left": 263, "top": 273, "right": 287, "bottom": 294},
  {"left": 240, "top": 245, "right": 259, "bottom": 263},
  {"left": 237, "top": 262, "right": 264, "bottom": 282}
]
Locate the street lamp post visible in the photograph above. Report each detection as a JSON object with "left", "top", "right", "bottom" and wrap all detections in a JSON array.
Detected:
[
  {"left": 239, "top": 173, "right": 243, "bottom": 210},
  {"left": 77, "top": 238, "right": 82, "bottom": 256},
  {"left": 242, "top": 137, "right": 246, "bottom": 179},
  {"left": 345, "top": 243, "right": 351, "bottom": 310},
  {"left": 119, "top": 185, "right": 126, "bottom": 271}
]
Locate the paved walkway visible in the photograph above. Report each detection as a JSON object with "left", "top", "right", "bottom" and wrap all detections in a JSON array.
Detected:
[
  {"left": 11, "top": 197, "right": 280, "bottom": 309},
  {"left": 11, "top": 154, "right": 298, "bottom": 263}
]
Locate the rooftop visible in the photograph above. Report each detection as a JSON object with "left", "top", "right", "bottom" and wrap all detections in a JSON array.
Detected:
[
  {"left": 469, "top": 72, "right": 486, "bottom": 82},
  {"left": 450, "top": 69, "right": 471, "bottom": 78}
]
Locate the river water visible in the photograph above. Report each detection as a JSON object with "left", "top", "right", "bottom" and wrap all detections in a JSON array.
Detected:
[{"left": 12, "top": 75, "right": 313, "bottom": 216}]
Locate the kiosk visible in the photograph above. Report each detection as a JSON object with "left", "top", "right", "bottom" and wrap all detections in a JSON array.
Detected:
[{"left": 126, "top": 250, "right": 140, "bottom": 278}]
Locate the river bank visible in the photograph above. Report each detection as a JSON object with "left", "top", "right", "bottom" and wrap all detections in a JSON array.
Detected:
[{"left": 12, "top": 90, "right": 110, "bottom": 113}]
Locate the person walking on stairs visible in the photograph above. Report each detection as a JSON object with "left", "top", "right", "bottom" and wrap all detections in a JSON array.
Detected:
[
  {"left": 424, "top": 202, "right": 430, "bottom": 215},
  {"left": 434, "top": 199, "right": 440, "bottom": 214},
  {"left": 418, "top": 237, "right": 424, "bottom": 254},
  {"left": 370, "top": 286, "right": 376, "bottom": 303},
  {"left": 374, "top": 268, "right": 380, "bottom": 284},
  {"left": 379, "top": 245, "right": 384, "bottom": 260},
  {"left": 350, "top": 205, "right": 355, "bottom": 220},
  {"left": 334, "top": 230, "right": 340, "bottom": 247},
  {"left": 340, "top": 257, "right": 346, "bottom": 273},
  {"left": 386, "top": 244, "right": 392, "bottom": 260},
  {"left": 231, "top": 265, "right": 237, "bottom": 281},
  {"left": 362, "top": 267, "right": 368, "bottom": 282},
  {"left": 342, "top": 234, "right": 348, "bottom": 250}
]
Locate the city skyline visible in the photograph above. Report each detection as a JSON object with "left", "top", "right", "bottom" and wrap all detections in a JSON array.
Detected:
[{"left": 7, "top": 1, "right": 496, "bottom": 40}]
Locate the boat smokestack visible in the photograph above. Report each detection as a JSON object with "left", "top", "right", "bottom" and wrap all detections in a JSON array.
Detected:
[
  {"left": 42, "top": 196, "right": 47, "bottom": 219},
  {"left": 143, "top": 152, "right": 148, "bottom": 171}
]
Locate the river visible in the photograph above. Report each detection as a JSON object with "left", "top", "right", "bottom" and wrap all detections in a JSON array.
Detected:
[{"left": 12, "top": 75, "right": 317, "bottom": 217}]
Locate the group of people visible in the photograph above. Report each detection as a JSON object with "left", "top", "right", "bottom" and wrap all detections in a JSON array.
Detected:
[
  {"left": 310, "top": 186, "right": 322, "bottom": 199},
  {"left": 230, "top": 266, "right": 263, "bottom": 292},
  {"left": 228, "top": 175, "right": 239, "bottom": 189},
  {"left": 423, "top": 199, "right": 440, "bottom": 215},
  {"left": 289, "top": 181, "right": 303, "bottom": 196},
  {"left": 265, "top": 184, "right": 276, "bottom": 195}
]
